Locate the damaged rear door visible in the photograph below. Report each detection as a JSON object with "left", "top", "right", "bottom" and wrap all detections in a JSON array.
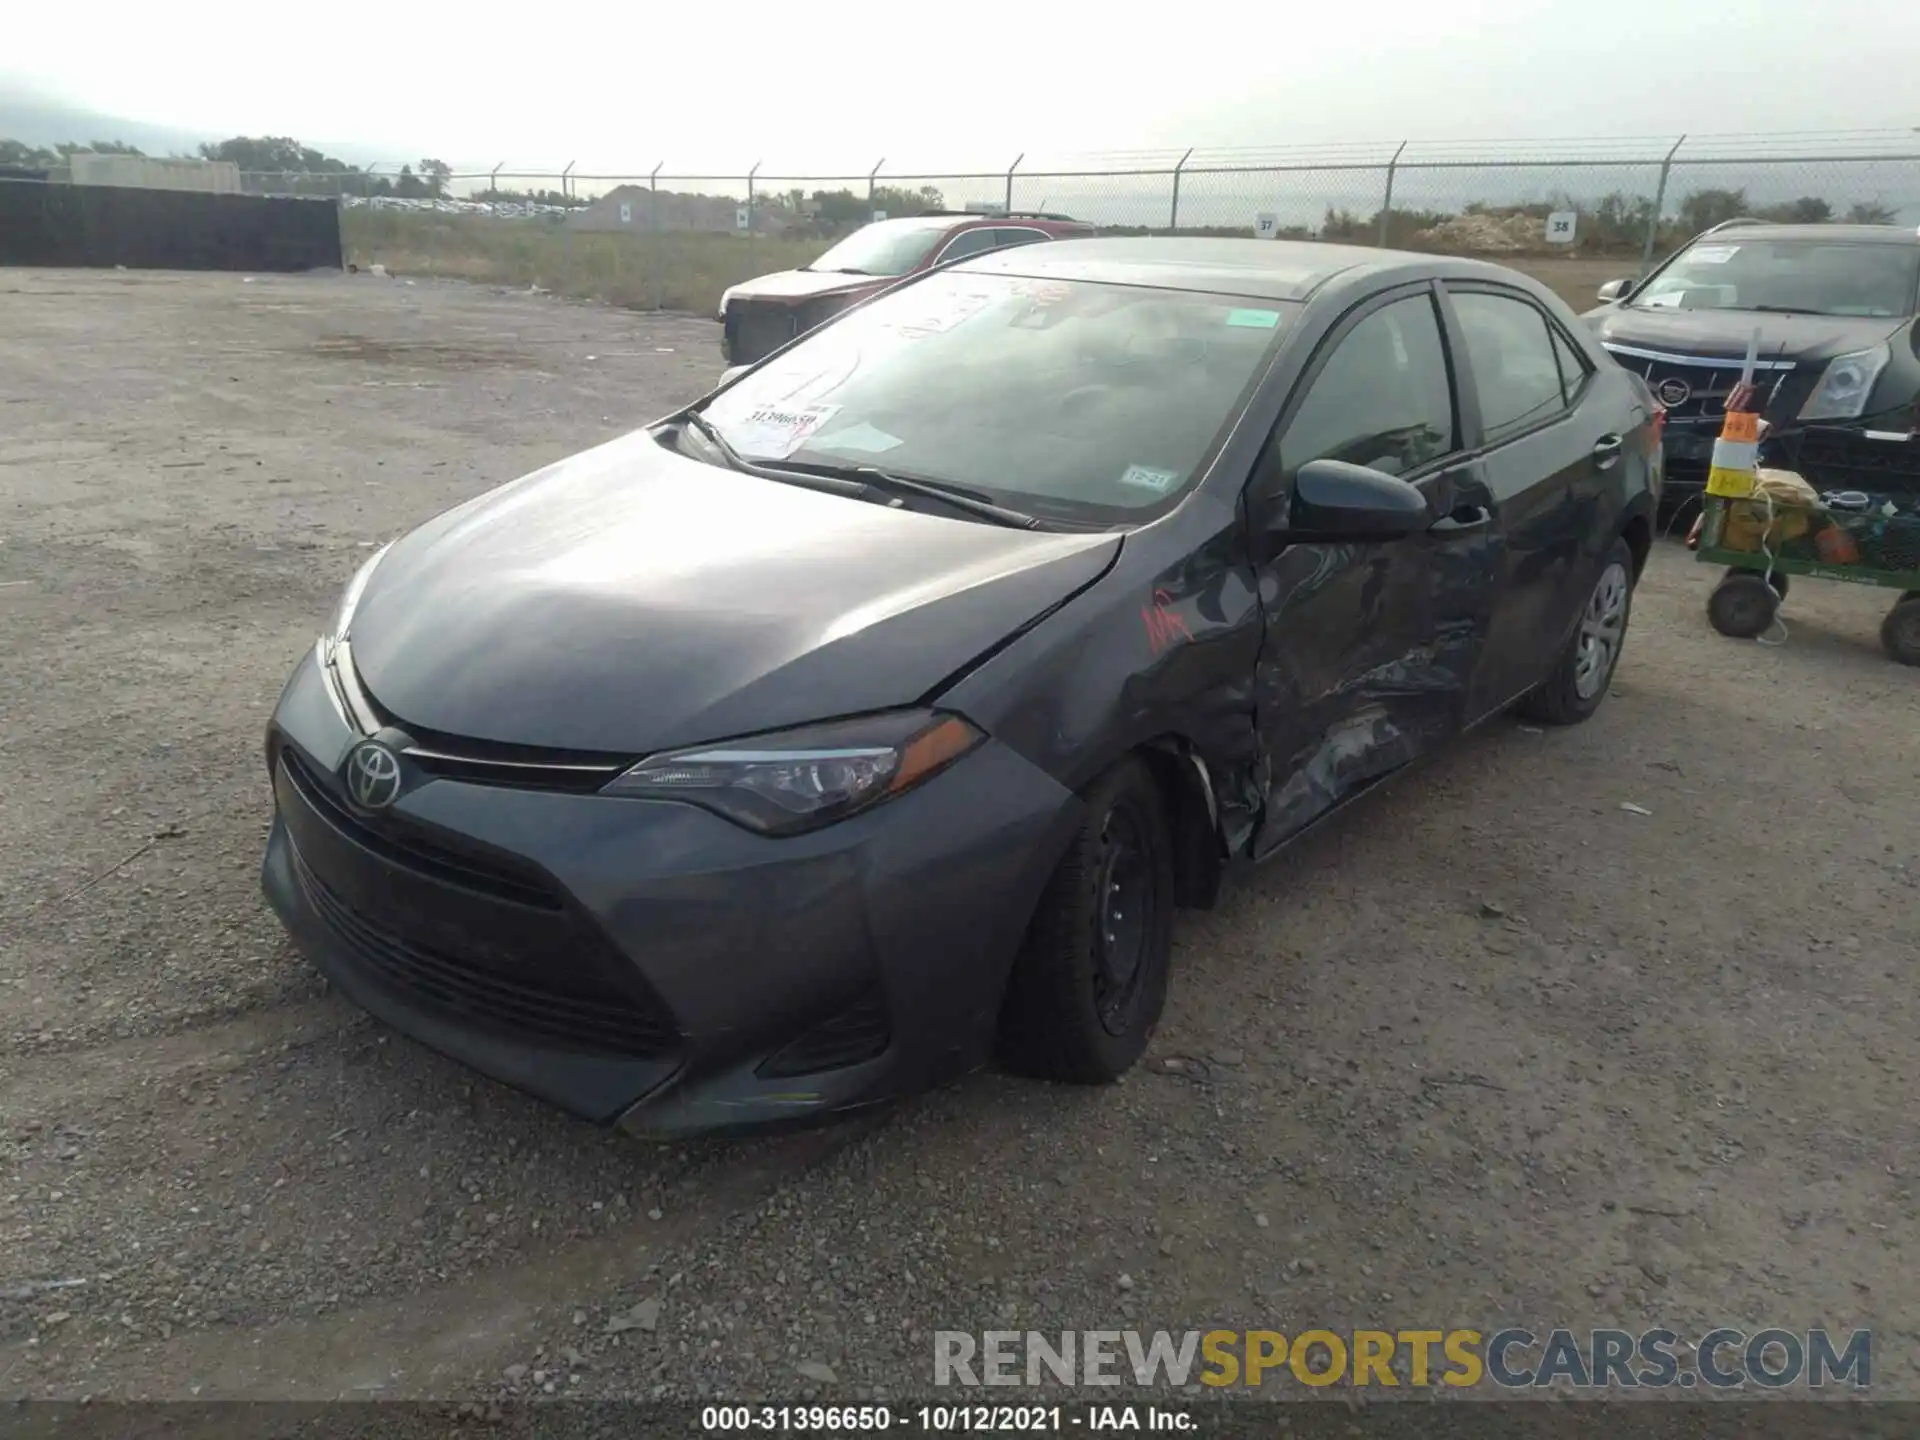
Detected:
[{"left": 1242, "top": 283, "right": 1501, "bottom": 855}]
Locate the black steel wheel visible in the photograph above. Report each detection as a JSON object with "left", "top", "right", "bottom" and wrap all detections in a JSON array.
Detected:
[
  {"left": 1707, "top": 574, "right": 1780, "bottom": 640},
  {"left": 1882, "top": 597, "right": 1920, "bottom": 667},
  {"left": 1726, "top": 565, "right": 1788, "bottom": 600},
  {"left": 997, "top": 757, "right": 1174, "bottom": 1083}
]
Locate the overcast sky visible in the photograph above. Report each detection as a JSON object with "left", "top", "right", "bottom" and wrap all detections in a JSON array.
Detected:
[{"left": 7, "top": 0, "right": 1919, "bottom": 176}]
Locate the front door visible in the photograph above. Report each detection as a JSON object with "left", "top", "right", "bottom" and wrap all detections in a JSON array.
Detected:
[{"left": 1246, "top": 285, "right": 1501, "bottom": 857}]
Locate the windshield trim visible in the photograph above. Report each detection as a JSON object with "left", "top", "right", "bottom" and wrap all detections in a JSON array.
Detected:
[{"left": 694, "top": 271, "right": 1302, "bottom": 529}]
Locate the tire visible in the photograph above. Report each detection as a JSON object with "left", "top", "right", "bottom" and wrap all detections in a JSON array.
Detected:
[
  {"left": 1707, "top": 573, "right": 1780, "bottom": 640},
  {"left": 1726, "top": 565, "right": 1787, "bottom": 600},
  {"left": 1882, "top": 597, "right": 1920, "bottom": 667},
  {"left": 1515, "top": 538, "right": 1636, "bottom": 727},
  {"left": 997, "top": 757, "right": 1175, "bottom": 1084}
]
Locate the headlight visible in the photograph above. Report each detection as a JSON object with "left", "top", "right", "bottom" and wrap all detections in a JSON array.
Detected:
[
  {"left": 322, "top": 542, "right": 393, "bottom": 655},
  {"left": 1798, "top": 344, "right": 1890, "bottom": 422},
  {"left": 602, "top": 710, "right": 983, "bottom": 836}
]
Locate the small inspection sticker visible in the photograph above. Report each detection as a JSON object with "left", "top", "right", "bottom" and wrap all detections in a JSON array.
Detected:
[
  {"left": 1119, "top": 464, "right": 1181, "bottom": 493},
  {"left": 1226, "top": 308, "right": 1281, "bottom": 328}
]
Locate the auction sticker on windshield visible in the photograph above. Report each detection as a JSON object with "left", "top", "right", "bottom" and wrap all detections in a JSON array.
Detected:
[
  {"left": 1119, "top": 464, "right": 1181, "bottom": 494},
  {"left": 731, "top": 403, "right": 841, "bottom": 457},
  {"left": 1688, "top": 245, "right": 1739, "bottom": 264}
]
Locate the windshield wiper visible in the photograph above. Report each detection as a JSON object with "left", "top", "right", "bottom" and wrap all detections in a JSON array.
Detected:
[
  {"left": 677, "top": 412, "right": 865, "bottom": 497},
  {"left": 1747, "top": 305, "right": 1826, "bottom": 315},
  {"left": 828, "top": 267, "right": 872, "bottom": 275},
  {"left": 680, "top": 414, "right": 1039, "bottom": 528},
  {"left": 775, "top": 458, "right": 1042, "bottom": 529}
]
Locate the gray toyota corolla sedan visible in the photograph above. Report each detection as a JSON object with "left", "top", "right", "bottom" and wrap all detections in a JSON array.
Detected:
[{"left": 262, "top": 237, "right": 1660, "bottom": 1137}]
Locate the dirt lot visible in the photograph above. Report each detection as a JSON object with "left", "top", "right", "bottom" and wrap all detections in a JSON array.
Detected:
[{"left": 2, "top": 269, "right": 1915, "bottom": 1405}]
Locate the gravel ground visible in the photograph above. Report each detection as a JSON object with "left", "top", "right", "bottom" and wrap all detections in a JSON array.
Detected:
[{"left": 1, "top": 268, "right": 1915, "bottom": 1405}]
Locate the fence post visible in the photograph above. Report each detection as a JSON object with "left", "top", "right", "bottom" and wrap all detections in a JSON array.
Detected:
[
  {"left": 1169, "top": 148, "right": 1192, "bottom": 233},
  {"left": 1005, "top": 153, "right": 1022, "bottom": 215},
  {"left": 651, "top": 162, "right": 663, "bottom": 312},
  {"left": 1641, "top": 134, "right": 1687, "bottom": 277},
  {"left": 747, "top": 161, "right": 761, "bottom": 234},
  {"left": 561, "top": 160, "right": 575, "bottom": 203},
  {"left": 868, "top": 157, "right": 885, "bottom": 219},
  {"left": 1377, "top": 140, "right": 1407, "bottom": 247},
  {"left": 489, "top": 163, "right": 502, "bottom": 213}
]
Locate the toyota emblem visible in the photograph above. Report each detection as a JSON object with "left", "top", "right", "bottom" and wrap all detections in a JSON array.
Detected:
[
  {"left": 344, "top": 739, "right": 403, "bottom": 812},
  {"left": 1654, "top": 377, "right": 1691, "bottom": 408}
]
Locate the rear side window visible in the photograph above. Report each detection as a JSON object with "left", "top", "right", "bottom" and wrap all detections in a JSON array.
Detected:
[
  {"left": 1278, "top": 293, "right": 1457, "bottom": 479},
  {"left": 1551, "top": 326, "right": 1591, "bottom": 405},
  {"left": 993, "top": 227, "right": 1051, "bottom": 250},
  {"left": 933, "top": 228, "right": 999, "bottom": 265},
  {"left": 1451, "top": 291, "right": 1570, "bottom": 442}
]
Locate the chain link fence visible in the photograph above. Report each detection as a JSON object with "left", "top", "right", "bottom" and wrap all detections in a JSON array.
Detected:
[{"left": 11, "top": 132, "right": 1917, "bottom": 310}]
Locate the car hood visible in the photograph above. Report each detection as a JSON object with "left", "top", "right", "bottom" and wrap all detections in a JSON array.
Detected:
[
  {"left": 1584, "top": 305, "right": 1909, "bottom": 365},
  {"left": 727, "top": 269, "right": 885, "bottom": 305},
  {"left": 346, "top": 431, "right": 1120, "bottom": 755}
]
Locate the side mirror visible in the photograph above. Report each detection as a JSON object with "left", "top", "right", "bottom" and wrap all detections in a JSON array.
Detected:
[
  {"left": 1282, "top": 459, "right": 1430, "bottom": 541},
  {"left": 718, "top": 364, "right": 751, "bottom": 387},
  {"left": 1596, "top": 278, "right": 1632, "bottom": 303}
]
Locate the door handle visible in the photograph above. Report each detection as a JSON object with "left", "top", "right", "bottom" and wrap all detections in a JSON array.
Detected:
[
  {"left": 1592, "top": 434, "right": 1625, "bottom": 469},
  {"left": 1429, "top": 504, "right": 1491, "bottom": 535}
]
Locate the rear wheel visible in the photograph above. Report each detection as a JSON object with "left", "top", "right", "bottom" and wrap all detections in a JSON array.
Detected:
[
  {"left": 1882, "top": 596, "right": 1920, "bottom": 666},
  {"left": 1516, "top": 538, "right": 1635, "bottom": 727},
  {"left": 997, "top": 757, "right": 1174, "bottom": 1083},
  {"left": 1707, "top": 573, "right": 1780, "bottom": 640}
]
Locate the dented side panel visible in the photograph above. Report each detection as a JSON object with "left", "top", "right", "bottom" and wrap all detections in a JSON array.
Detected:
[
  {"left": 1248, "top": 515, "right": 1500, "bottom": 856},
  {"left": 937, "top": 495, "right": 1268, "bottom": 859}
]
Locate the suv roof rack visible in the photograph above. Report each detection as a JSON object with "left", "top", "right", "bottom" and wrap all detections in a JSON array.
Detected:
[
  {"left": 915, "top": 208, "right": 1082, "bottom": 223},
  {"left": 1701, "top": 217, "right": 1770, "bottom": 235}
]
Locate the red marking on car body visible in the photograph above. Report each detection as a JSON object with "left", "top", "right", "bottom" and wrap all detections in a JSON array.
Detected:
[{"left": 1142, "top": 589, "right": 1194, "bottom": 655}]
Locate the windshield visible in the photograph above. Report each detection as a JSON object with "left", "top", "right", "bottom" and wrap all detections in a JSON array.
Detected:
[
  {"left": 804, "top": 219, "right": 951, "bottom": 276},
  {"left": 698, "top": 271, "right": 1296, "bottom": 521},
  {"left": 1632, "top": 239, "right": 1920, "bottom": 318}
]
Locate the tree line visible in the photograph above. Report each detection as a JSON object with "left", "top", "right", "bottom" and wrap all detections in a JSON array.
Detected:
[{"left": 0, "top": 135, "right": 455, "bottom": 199}]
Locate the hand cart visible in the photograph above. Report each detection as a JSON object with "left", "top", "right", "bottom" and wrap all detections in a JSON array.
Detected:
[{"left": 1690, "top": 422, "right": 1920, "bottom": 665}]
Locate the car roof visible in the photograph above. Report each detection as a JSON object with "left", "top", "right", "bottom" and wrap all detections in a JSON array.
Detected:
[
  {"left": 1693, "top": 223, "right": 1920, "bottom": 245},
  {"left": 952, "top": 235, "right": 1541, "bottom": 302}
]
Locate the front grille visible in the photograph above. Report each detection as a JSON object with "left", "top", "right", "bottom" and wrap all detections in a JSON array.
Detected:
[
  {"left": 726, "top": 304, "right": 798, "bottom": 365},
  {"left": 281, "top": 746, "right": 561, "bottom": 911},
  {"left": 757, "top": 992, "right": 891, "bottom": 1078},
  {"left": 294, "top": 851, "right": 680, "bottom": 1057},
  {"left": 1604, "top": 345, "right": 1808, "bottom": 424}
]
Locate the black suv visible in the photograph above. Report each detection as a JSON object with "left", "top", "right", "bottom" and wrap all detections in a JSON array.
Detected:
[{"left": 1582, "top": 221, "right": 1920, "bottom": 515}]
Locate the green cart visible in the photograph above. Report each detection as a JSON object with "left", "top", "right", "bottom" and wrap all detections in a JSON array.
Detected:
[{"left": 1695, "top": 487, "right": 1920, "bottom": 664}]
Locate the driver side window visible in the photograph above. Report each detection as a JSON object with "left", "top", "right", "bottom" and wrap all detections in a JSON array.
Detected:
[{"left": 1274, "top": 293, "right": 1458, "bottom": 483}]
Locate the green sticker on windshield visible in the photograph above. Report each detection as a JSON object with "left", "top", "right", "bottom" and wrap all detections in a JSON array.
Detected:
[{"left": 1226, "top": 308, "right": 1281, "bottom": 329}]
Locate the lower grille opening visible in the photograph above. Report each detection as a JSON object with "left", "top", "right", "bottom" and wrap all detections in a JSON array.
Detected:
[
  {"left": 295, "top": 851, "right": 679, "bottom": 1058},
  {"left": 757, "top": 992, "right": 891, "bottom": 1078}
]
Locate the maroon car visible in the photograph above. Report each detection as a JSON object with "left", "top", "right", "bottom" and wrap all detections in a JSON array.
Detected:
[{"left": 717, "top": 211, "right": 1093, "bottom": 365}]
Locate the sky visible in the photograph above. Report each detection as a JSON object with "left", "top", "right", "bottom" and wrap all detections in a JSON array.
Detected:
[{"left": 5, "top": 0, "right": 1919, "bottom": 178}]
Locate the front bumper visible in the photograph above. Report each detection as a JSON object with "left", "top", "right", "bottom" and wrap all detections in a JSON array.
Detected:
[{"left": 260, "top": 647, "right": 1081, "bottom": 1138}]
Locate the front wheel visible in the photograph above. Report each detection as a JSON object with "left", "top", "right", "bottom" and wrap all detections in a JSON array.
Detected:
[
  {"left": 997, "top": 757, "right": 1174, "bottom": 1083},
  {"left": 1516, "top": 538, "right": 1636, "bottom": 727},
  {"left": 1707, "top": 573, "right": 1780, "bottom": 639}
]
